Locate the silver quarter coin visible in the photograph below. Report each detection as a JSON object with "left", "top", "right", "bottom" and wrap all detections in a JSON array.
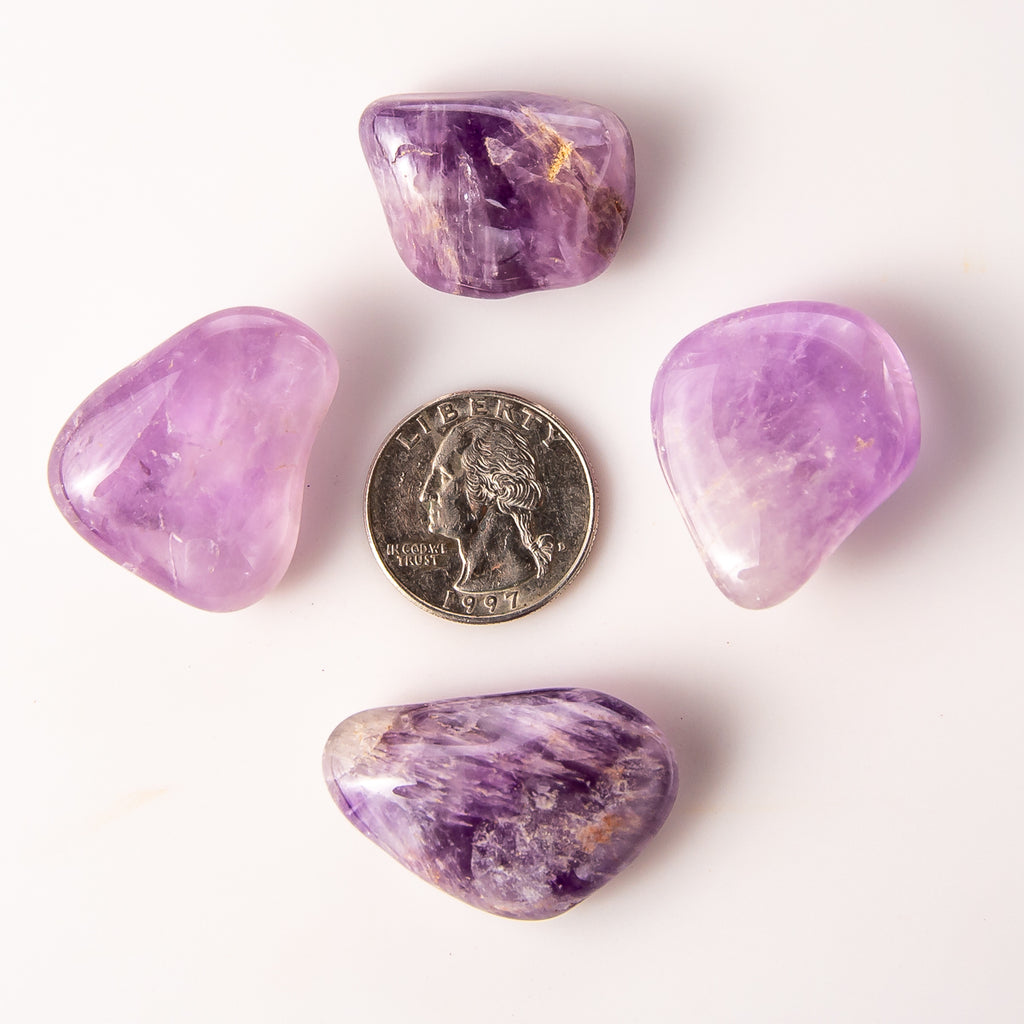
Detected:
[{"left": 365, "top": 390, "right": 597, "bottom": 623}]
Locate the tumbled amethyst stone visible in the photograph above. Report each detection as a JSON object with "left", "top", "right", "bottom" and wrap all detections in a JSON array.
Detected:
[
  {"left": 323, "top": 688, "right": 677, "bottom": 920},
  {"left": 359, "top": 92, "right": 635, "bottom": 298},
  {"left": 651, "top": 301, "right": 921, "bottom": 609},
  {"left": 48, "top": 308, "right": 339, "bottom": 611}
]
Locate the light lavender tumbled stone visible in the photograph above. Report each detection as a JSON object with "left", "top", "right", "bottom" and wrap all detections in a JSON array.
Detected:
[
  {"left": 48, "top": 308, "right": 339, "bottom": 611},
  {"left": 651, "top": 301, "right": 921, "bottom": 609},
  {"left": 359, "top": 92, "right": 635, "bottom": 298},
  {"left": 323, "top": 688, "right": 677, "bottom": 920}
]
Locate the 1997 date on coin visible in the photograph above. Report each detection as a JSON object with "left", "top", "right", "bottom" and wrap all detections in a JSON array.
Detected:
[
  {"left": 443, "top": 589, "right": 521, "bottom": 617},
  {"left": 365, "top": 390, "right": 597, "bottom": 624}
]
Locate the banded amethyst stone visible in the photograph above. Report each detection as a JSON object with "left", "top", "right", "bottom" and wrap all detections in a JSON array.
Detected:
[
  {"left": 323, "top": 688, "right": 677, "bottom": 919},
  {"left": 651, "top": 301, "right": 921, "bottom": 609},
  {"left": 359, "top": 92, "right": 635, "bottom": 298},
  {"left": 48, "top": 308, "right": 339, "bottom": 611}
]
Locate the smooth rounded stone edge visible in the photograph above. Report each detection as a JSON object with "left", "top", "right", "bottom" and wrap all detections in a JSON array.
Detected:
[
  {"left": 323, "top": 688, "right": 678, "bottom": 920},
  {"left": 651, "top": 300, "right": 921, "bottom": 608},
  {"left": 48, "top": 307, "right": 339, "bottom": 611},
  {"left": 359, "top": 92, "right": 635, "bottom": 298}
]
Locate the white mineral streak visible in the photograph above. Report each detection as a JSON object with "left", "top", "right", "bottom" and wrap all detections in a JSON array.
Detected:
[{"left": 324, "top": 707, "right": 402, "bottom": 779}]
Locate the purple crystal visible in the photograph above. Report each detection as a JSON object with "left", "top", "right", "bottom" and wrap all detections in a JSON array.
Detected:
[
  {"left": 359, "top": 92, "right": 635, "bottom": 298},
  {"left": 48, "top": 308, "right": 339, "bottom": 611},
  {"left": 323, "top": 688, "right": 677, "bottom": 920},
  {"left": 651, "top": 301, "right": 921, "bottom": 609}
]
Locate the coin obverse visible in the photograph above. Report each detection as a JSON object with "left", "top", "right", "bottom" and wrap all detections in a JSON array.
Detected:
[{"left": 365, "top": 391, "right": 597, "bottom": 623}]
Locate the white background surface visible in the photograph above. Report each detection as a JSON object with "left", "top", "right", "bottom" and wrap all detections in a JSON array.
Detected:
[{"left": 3, "top": 1, "right": 1022, "bottom": 1020}]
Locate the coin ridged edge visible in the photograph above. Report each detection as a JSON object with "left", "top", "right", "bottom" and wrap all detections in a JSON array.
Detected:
[{"left": 363, "top": 389, "right": 598, "bottom": 624}]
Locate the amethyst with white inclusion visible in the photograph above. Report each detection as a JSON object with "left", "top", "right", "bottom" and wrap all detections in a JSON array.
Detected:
[
  {"left": 651, "top": 301, "right": 921, "bottom": 608},
  {"left": 323, "top": 689, "right": 678, "bottom": 920},
  {"left": 359, "top": 92, "right": 635, "bottom": 298}
]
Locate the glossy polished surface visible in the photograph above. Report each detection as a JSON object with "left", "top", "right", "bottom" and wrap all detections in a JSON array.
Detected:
[
  {"left": 48, "top": 308, "right": 339, "bottom": 610},
  {"left": 652, "top": 301, "right": 920, "bottom": 608},
  {"left": 360, "top": 92, "right": 634, "bottom": 297},
  {"left": 11, "top": 3, "right": 1023, "bottom": 1020},
  {"left": 324, "top": 688, "right": 678, "bottom": 919}
]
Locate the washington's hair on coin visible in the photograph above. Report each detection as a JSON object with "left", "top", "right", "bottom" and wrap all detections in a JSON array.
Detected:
[{"left": 365, "top": 390, "right": 597, "bottom": 623}]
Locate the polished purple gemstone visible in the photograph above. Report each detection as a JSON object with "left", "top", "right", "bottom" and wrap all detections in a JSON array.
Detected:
[
  {"left": 651, "top": 301, "right": 921, "bottom": 609},
  {"left": 359, "top": 92, "right": 635, "bottom": 298},
  {"left": 48, "top": 308, "right": 339, "bottom": 611},
  {"left": 323, "top": 688, "right": 677, "bottom": 920}
]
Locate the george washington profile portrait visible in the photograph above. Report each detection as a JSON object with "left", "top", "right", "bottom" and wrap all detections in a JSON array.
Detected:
[{"left": 419, "top": 416, "right": 556, "bottom": 593}]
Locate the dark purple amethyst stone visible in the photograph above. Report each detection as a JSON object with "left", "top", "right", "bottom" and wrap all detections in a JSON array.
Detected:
[
  {"left": 323, "top": 688, "right": 677, "bottom": 919},
  {"left": 359, "top": 92, "right": 635, "bottom": 298}
]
